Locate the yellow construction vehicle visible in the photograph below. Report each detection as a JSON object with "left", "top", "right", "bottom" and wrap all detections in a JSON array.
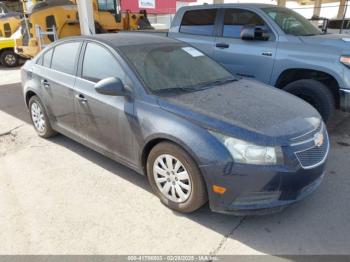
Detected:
[
  {"left": 15, "top": 0, "right": 153, "bottom": 58},
  {"left": 89, "top": 0, "right": 153, "bottom": 32},
  {"left": 16, "top": 0, "right": 80, "bottom": 58},
  {"left": 0, "top": 2, "right": 22, "bottom": 37}
]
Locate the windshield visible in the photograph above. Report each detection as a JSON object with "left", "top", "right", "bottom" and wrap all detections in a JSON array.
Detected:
[
  {"left": 120, "top": 43, "right": 234, "bottom": 94},
  {"left": 263, "top": 7, "right": 321, "bottom": 36},
  {"left": 97, "top": 0, "right": 116, "bottom": 11}
]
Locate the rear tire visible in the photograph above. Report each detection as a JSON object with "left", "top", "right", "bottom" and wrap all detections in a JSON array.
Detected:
[
  {"left": 0, "top": 50, "right": 19, "bottom": 67},
  {"left": 283, "top": 79, "right": 335, "bottom": 123},
  {"left": 29, "top": 95, "right": 56, "bottom": 138},
  {"left": 147, "top": 142, "right": 208, "bottom": 213}
]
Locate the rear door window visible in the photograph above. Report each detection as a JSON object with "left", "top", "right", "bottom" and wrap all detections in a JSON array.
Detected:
[
  {"left": 51, "top": 42, "right": 80, "bottom": 75},
  {"left": 180, "top": 9, "right": 217, "bottom": 36},
  {"left": 223, "top": 9, "right": 268, "bottom": 38}
]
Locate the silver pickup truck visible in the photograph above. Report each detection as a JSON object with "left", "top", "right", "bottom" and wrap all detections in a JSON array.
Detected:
[{"left": 164, "top": 3, "right": 350, "bottom": 122}]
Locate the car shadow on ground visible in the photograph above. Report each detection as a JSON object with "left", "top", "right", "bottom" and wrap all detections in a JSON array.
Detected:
[{"left": 1, "top": 82, "right": 349, "bottom": 255}]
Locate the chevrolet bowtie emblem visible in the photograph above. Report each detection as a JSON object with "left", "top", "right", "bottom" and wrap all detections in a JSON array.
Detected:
[{"left": 314, "top": 132, "right": 324, "bottom": 147}]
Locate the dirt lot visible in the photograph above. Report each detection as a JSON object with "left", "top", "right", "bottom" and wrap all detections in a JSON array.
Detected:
[{"left": 0, "top": 67, "right": 349, "bottom": 255}]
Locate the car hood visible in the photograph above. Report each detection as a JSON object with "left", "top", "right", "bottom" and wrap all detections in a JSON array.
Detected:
[
  {"left": 157, "top": 79, "right": 321, "bottom": 146},
  {"left": 299, "top": 33, "right": 350, "bottom": 50}
]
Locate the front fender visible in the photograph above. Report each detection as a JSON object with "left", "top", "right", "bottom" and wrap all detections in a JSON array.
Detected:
[
  {"left": 135, "top": 100, "right": 232, "bottom": 168},
  {"left": 271, "top": 42, "right": 345, "bottom": 88}
]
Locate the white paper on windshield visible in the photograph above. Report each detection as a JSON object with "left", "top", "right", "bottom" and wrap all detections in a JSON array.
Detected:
[{"left": 182, "top": 47, "right": 204, "bottom": 57}]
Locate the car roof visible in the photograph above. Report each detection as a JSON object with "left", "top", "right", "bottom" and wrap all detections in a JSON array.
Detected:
[{"left": 64, "top": 32, "right": 180, "bottom": 49}]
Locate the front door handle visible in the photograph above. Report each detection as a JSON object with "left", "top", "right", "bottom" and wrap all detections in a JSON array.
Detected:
[
  {"left": 41, "top": 79, "right": 50, "bottom": 88},
  {"left": 262, "top": 51, "right": 273, "bottom": 57},
  {"left": 76, "top": 94, "right": 87, "bottom": 103},
  {"left": 216, "top": 42, "right": 229, "bottom": 49}
]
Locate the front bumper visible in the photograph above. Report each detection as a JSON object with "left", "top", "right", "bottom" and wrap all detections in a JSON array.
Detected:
[{"left": 200, "top": 161, "right": 326, "bottom": 215}]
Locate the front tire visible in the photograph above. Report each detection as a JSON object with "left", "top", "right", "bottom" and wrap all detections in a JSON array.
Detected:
[
  {"left": 283, "top": 79, "right": 335, "bottom": 123},
  {"left": 147, "top": 142, "right": 208, "bottom": 213},
  {"left": 0, "top": 50, "right": 19, "bottom": 67},
  {"left": 29, "top": 96, "right": 56, "bottom": 138}
]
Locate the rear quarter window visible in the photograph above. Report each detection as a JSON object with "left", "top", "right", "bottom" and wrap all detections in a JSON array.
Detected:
[{"left": 180, "top": 9, "right": 217, "bottom": 36}]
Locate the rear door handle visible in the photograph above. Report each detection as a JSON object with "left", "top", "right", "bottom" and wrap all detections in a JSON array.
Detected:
[
  {"left": 76, "top": 94, "right": 87, "bottom": 103},
  {"left": 216, "top": 42, "right": 229, "bottom": 49},
  {"left": 41, "top": 79, "right": 50, "bottom": 88}
]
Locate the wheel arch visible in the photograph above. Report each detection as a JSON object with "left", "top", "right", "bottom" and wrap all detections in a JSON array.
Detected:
[
  {"left": 25, "top": 90, "right": 38, "bottom": 108},
  {"left": 140, "top": 135, "right": 201, "bottom": 177},
  {"left": 0, "top": 47, "right": 14, "bottom": 55},
  {"left": 275, "top": 68, "right": 340, "bottom": 108}
]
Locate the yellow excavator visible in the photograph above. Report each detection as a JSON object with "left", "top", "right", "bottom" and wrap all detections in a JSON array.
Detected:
[
  {"left": 15, "top": 0, "right": 153, "bottom": 58},
  {"left": 0, "top": 2, "right": 22, "bottom": 37}
]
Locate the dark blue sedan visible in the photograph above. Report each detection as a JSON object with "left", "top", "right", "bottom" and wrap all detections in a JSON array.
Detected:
[{"left": 21, "top": 33, "right": 329, "bottom": 215}]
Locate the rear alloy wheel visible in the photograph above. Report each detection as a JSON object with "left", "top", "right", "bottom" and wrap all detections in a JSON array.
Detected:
[
  {"left": 29, "top": 96, "right": 56, "bottom": 138},
  {"left": 147, "top": 142, "right": 207, "bottom": 213},
  {"left": 0, "top": 50, "right": 19, "bottom": 67}
]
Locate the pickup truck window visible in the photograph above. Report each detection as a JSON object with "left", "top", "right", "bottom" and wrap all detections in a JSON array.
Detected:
[
  {"left": 223, "top": 9, "right": 267, "bottom": 38},
  {"left": 328, "top": 19, "right": 350, "bottom": 29},
  {"left": 263, "top": 7, "right": 321, "bottom": 36},
  {"left": 180, "top": 9, "right": 217, "bottom": 36}
]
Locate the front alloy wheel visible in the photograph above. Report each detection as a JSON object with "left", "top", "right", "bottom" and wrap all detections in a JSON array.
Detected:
[
  {"left": 153, "top": 154, "right": 192, "bottom": 203},
  {"left": 147, "top": 142, "right": 207, "bottom": 213}
]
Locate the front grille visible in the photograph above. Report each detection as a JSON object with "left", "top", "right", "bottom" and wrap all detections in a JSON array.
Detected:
[{"left": 295, "top": 131, "right": 329, "bottom": 169}]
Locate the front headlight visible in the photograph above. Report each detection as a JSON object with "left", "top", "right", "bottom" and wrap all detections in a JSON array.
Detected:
[
  {"left": 210, "top": 131, "right": 283, "bottom": 165},
  {"left": 340, "top": 56, "right": 350, "bottom": 68}
]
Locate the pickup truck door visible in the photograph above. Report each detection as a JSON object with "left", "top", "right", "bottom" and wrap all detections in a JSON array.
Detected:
[
  {"left": 169, "top": 8, "right": 220, "bottom": 58},
  {"left": 214, "top": 8, "right": 277, "bottom": 84}
]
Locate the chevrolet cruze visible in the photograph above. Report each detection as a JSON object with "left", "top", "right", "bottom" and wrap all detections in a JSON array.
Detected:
[{"left": 21, "top": 33, "right": 329, "bottom": 215}]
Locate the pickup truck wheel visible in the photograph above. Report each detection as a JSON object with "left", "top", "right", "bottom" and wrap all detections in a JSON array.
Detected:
[
  {"left": 283, "top": 79, "right": 335, "bottom": 123},
  {"left": 0, "top": 50, "right": 19, "bottom": 67},
  {"left": 147, "top": 142, "right": 208, "bottom": 213}
]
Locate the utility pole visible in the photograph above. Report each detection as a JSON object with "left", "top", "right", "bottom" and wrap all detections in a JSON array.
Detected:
[
  {"left": 76, "top": 0, "right": 95, "bottom": 35},
  {"left": 340, "top": 0, "right": 349, "bottom": 33}
]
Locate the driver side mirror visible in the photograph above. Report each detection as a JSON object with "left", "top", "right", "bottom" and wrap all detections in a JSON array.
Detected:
[
  {"left": 95, "top": 77, "right": 127, "bottom": 96},
  {"left": 241, "top": 25, "right": 269, "bottom": 41}
]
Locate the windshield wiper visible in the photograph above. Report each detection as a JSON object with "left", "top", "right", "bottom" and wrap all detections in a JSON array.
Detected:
[
  {"left": 208, "top": 77, "right": 237, "bottom": 86},
  {"left": 153, "top": 78, "right": 237, "bottom": 95},
  {"left": 153, "top": 86, "right": 200, "bottom": 94}
]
